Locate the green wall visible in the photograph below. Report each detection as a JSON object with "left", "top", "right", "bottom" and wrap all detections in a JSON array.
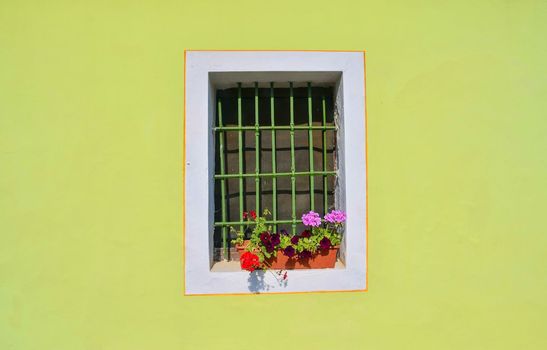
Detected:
[{"left": 1, "top": 0, "right": 546, "bottom": 349}]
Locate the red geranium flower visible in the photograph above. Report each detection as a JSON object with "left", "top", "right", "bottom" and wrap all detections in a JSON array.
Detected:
[
  {"left": 243, "top": 211, "right": 248, "bottom": 219},
  {"left": 249, "top": 210, "right": 257, "bottom": 220},
  {"left": 240, "top": 251, "right": 260, "bottom": 272}
]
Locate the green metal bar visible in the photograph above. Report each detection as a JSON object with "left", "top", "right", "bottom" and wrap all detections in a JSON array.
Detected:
[
  {"left": 214, "top": 170, "right": 336, "bottom": 179},
  {"left": 270, "top": 82, "right": 277, "bottom": 233},
  {"left": 322, "top": 93, "right": 328, "bottom": 215},
  {"left": 217, "top": 96, "right": 228, "bottom": 260},
  {"left": 237, "top": 83, "right": 244, "bottom": 233},
  {"left": 214, "top": 125, "right": 336, "bottom": 131},
  {"left": 215, "top": 219, "right": 304, "bottom": 227},
  {"left": 254, "top": 83, "right": 260, "bottom": 217},
  {"left": 289, "top": 82, "right": 296, "bottom": 234},
  {"left": 307, "top": 82, "right": 314, "bottom": 211}
]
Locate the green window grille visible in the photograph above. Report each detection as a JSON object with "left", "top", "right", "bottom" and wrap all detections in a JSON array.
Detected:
[{"left": 214, "top": 82, "right": 337, "bottom": 261}]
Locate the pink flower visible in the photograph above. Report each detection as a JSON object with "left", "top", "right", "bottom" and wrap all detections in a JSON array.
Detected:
[
  {"left": 324, "top": 210, "right": 346, "bottom": 224},
  {"left": 301, "top": 211, "right": 322, "bottom": 227}
]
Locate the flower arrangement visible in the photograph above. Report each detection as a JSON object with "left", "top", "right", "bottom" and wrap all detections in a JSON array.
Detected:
[{"left": 231, "top": 208, "right": 346, "bottom": 275}]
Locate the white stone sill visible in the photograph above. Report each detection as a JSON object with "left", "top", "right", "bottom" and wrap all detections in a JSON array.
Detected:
[{"left": 211, "top": 259, "right": 346, "bottom": 272}]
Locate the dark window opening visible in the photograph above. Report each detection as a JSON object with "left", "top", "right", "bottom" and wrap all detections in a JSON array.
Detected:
[{"left": 213, "top": 83, "right": 337, "bottom": 261}]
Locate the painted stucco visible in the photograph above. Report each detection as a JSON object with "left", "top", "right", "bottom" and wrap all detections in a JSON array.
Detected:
[{"left": 1, "top": 0, "right": 546, "bottom": 349}]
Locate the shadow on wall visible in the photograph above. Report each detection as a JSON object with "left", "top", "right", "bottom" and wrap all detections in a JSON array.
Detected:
[{"left": 247, "top": 271, "right": 288, "bottom": 293}]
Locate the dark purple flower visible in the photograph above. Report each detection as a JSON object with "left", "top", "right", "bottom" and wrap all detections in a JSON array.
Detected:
[
  {"left": 260, "top": 231, "right": 271, "bottom": 244},
  {"left": 271, "top": 233, "right": 280, "bottom": 246},
  {"left": 264, "top": 241, "right": 275, "bottom": 253},
  {"left": 280, "top": 229, "right": 289, "bottom": 236},
  {"left": 283, "top": 246, "right": 296, "bottom": 257},
  {"left": 301, "top": 230, "right": 312, "bottom": 238},
  {"left": 319, "top": 237, "right": 332, "bottom": 251},
  {"left": 298, "top": 250, "right": 312, "bottom": 259},
  {"left": 290, "top": 236, "right": 300, "bottom": 245}
]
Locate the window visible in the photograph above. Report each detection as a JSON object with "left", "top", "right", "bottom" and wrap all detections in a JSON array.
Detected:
[
  {"left": 185, "top": 51, "right": 367, "bottom": 295},
  {"left": 213, "top": 83, "right": 337, "bottom": 262}
]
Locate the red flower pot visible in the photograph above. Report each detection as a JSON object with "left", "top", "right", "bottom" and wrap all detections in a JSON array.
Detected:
[{"left": 236, "top": 240, "right": 339, "bottom": 270}]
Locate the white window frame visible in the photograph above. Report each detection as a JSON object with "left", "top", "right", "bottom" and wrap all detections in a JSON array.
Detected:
[{"left": 184, "top": 50, "right": 367, "bottom": 295}]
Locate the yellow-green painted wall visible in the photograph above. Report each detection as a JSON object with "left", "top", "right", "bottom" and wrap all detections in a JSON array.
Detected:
[{"left": 1, "top": 1, "right": 546, "bottom": 349}]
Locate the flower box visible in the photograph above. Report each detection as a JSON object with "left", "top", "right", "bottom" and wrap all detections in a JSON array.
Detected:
[
  {"left": 232, "top": 209, "right": 346, "bottom": 278},
  {"left": 236, "top": 240, "right": 339, "bottom": 270}
]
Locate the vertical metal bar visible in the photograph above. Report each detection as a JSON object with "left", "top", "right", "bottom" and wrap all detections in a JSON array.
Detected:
[
  {"left": 237, "top": 83, "right": 244, "bottom": 233},
  {"left": 217, "top": 96, "right": 228, "bottom": 260},
  {"left": 289, "top": 82, "right": 296, "bottom": 234},
  {"left": 254, "top": 83, "right": 260, "bottom": 217},
  {"left": 270, "top": 83, "right": 277, "bottom": 232},
  {"left": 307, "top": 82, "right": 315, "bottom": 211},
  {"left": 322, "top": 93, "right": 328, "bottom": 214}
]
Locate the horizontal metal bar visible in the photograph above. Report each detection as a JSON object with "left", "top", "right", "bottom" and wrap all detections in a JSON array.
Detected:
[
  {"left": 214, "top": 125, "right": 336, "bottom": 131},
  {"left": 214, "top": 170, "right": 337, "bottom": 179},
  {"left": 214, "top": 219, "right": 303, "bottom": 227}
]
